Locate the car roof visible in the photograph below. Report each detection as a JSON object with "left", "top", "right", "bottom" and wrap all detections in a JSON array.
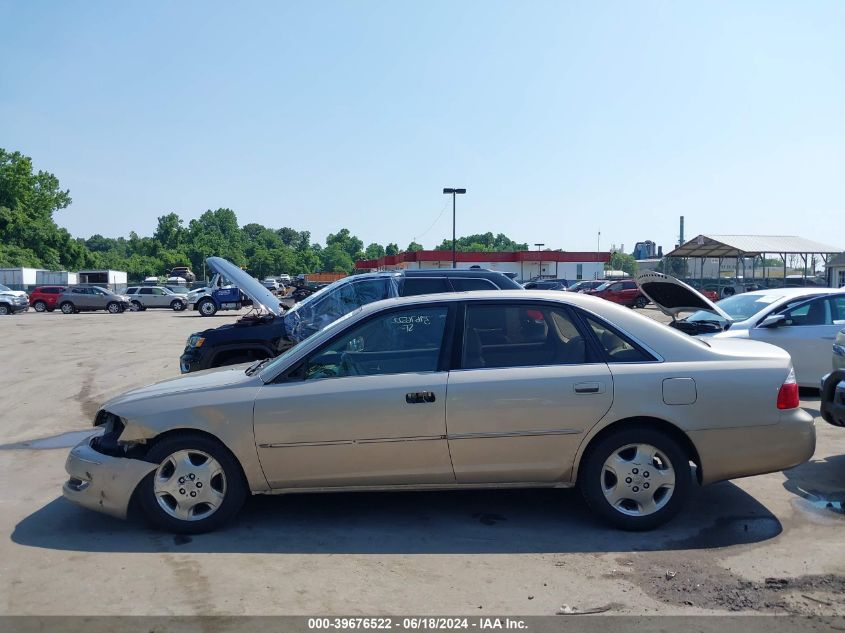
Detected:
[{"left": 736, "top": 287, "right": 839, "bottom": 299}]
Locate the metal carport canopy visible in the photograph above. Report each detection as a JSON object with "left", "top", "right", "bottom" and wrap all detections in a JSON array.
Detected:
[{"left": 666, "top": 234, "right": 844, "bottom": 258}]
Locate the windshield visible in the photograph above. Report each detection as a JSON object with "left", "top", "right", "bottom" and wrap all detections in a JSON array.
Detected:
[
  {"left": 686, "top": 293, "right": 784, "bottom": 324},
  {"left": 285, "top": 280, "right": 339, "bottom": 315},
  {"left": 282, "top": 275, "right": 401, "bottom": 343},
  {"left": 0, "top": 284, "right": 10, "bottom": 292},
  {"left": 263, "top": 306, "right": 364, "bottom": 375}
]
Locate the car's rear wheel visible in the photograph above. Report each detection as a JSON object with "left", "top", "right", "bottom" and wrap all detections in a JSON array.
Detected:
[
  {"left": 60, "top": 302, "right": 75, "bottom": 314},
  {"left": 107, "top": 301, "right": 121, "bottom": 314},
  {"left": 33, "top": 301, "right": 48, "bottom": 312},
  {"left": 579, "top": 427, "right": 691, "bottom": 531},
  {"left": 138, "top": 434, "right": 247, "bottom": 534},
  {"left": 131, "top": 300, "right": 145, "bottom": 311},
  {"left": 197, "top": 298, "right": 217, "bottom": 317},
  {"left": 171, "top": 299, "right": 185, "bottom": 311},
  {"left": 634, "top": 295, "right": 649, "bottom": 309}
]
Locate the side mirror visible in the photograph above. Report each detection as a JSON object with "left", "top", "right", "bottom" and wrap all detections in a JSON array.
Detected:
[{"left": 760, "top": 314, "right": 786, "bottom": 328}]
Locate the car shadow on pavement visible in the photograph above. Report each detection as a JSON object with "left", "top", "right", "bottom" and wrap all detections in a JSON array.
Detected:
[
  {"left": 12, "top": 482, "right": 781, "bottom": 554},
  {"left": 782, "top": 454, "right": 845, "bottom": 517}
]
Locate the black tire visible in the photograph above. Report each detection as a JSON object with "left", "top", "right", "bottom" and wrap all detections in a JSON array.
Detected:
[
  {"left": 197, "top": 298, "right": 217, "bottom": 317},
  {"left": 33, "top": 301, "right": 48, "bottom": 313},
  {"left": 107, "top": 301, "right": 121, "bottom": 314},
  {"left": 131, "top": 300, "right": 145, "bottom": 311},
  {"left": 137, "top": 433, "right": 247, "bottom": 534},
  {"left": 579, "top": 426, "right": 692, "bottom": 531},
  {"left": 170, "top": 299, "right": 185, "bottom": 311},
  {"left": 0, "top": 304, "right": 9, "bottom": 316},
  {"left": 634, "top": 295, "right": 649, "bottom": 309},
  {"left": 60, "top": 301, "right": 75, "bottom": 314}
]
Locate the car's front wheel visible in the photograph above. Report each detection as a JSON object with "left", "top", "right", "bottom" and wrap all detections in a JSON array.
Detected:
[
  {"left": 33, "top": 301, "right": 48, "bottom": 312},
  {"left": 171, "top": 299, "right": 185, "bottom": 311},
  {"left": 138, "top": 434, "right": 247, "bottom": 534},
  {"left": 0, "top": 304, "right": 9, "bottom": 315},
  {"left": 106, "top": 301, "right": 122, "bottom": 314},
  {"left": 579, "top": 427, "right": 691, "bottom": 531}
]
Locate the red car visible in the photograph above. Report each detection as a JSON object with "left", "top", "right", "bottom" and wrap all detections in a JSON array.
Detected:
[
  {"left": 585, "top": 279, "right": 650, "bottom": 308},
  {"left": 29, "top": 286, "right": 67, "bottom": 312}
]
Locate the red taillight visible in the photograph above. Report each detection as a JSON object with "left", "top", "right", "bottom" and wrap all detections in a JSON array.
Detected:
[{"left": 777, "top": 367, "right": 799, "bottom": 410}]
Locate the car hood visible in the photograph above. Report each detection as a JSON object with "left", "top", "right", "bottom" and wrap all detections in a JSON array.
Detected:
[
  {"left": 636, "top": 271, "right": 731, "bottom": 320},
  {"left": 102, "top": 364, "right": 259, "bottom": 408},
  {"left": 0, "top": 289, "right": 27, "bottom": 299},
  {"left": 207, "top": 256, "right": 284, "bottom": 316}
]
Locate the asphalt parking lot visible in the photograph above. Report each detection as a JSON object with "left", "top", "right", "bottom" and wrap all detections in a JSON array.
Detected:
[{"left": 0, "top": 306, "right": 843, "bottom": 617}]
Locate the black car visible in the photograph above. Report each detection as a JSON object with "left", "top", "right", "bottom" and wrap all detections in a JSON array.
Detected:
[
  {"left": 179, "top": 268, "right": 522, "bottom": 373},
  {"left": 523, "top": 278, "right": 571, "bottom": 291}
]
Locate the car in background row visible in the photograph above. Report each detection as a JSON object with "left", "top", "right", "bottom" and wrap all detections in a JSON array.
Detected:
[
  {"left": 585, "top": 279, "right": 650, "bottom": 308},
  {"left": 64, "top": 289, "right": 814, "bottom": 534},
  {"left": 179, "top": 260, "right": 522, "bottom": 373},
  {"left": 125, "top": 286, "right": 188, "bottom": 311},
  {"left": 568, "top": 280, "right": 604, "bottom": 293},
  {"left": 0, "top": 284, "right": 29, "bottom": 315},
  {"left": 56, "top": 287, "right": 133, "bottom": 314},
  {"left": 28, "top": 286, "right": 66, "bottom": 312},
  {"left": 637, "top": 271, "right": 845, "bottom": 388},
  {"left": 261, "top": 278, "right": 280, "bottom": 291},
  {"left": 523, "top": 278, "right": 571, "bottom": 291}
]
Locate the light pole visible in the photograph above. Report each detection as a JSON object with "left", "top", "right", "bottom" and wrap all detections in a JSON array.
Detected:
[
  {"left": 597, "top": 231, "right": 601, "bottom": 280},
  {"left": 443, "top": 188, "right": 466, "bottom": 268},
  {"left": 534, "top": 243, "right": 545, "bottom": 279}
]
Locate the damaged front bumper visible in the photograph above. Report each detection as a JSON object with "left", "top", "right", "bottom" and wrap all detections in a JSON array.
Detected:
[{"left": 63, "top": 437, "right": 156, "bottom": 519}]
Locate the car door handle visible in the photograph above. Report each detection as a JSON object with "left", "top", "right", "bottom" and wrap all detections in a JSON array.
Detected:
[
  {"left": 574, "top": 382, "right": 603, "bottom": 394},
  {"left": 406, "top": 391, "right": 436, "bottom": 404}
]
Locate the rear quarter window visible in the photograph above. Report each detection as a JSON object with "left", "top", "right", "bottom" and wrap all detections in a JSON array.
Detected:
[{"left": 401, "top": 278, "right": 451, "bottom": 296}]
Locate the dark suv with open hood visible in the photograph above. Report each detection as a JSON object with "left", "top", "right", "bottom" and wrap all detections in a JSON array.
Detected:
[{"left": 179, "top": 258, "right": 522, "bottom": 373}]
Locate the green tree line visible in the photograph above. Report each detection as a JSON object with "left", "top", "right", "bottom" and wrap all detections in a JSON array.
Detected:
[{"left": 1, "top": 148, "right": 529, "bottom": 280}]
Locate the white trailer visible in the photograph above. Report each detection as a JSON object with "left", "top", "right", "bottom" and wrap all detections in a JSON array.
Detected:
[
  {"left": 0, "top": 267, "right": 41, "bottom": 288},
  {"left": 35, "top": 270, "right": 78, "bottom": 286}
]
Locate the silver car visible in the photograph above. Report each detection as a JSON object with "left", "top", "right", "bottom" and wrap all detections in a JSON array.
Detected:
[
  {"left": 126, "top": 286, "right": 188, "bottom": 311},
  {"left": 62, "top": 290, "right": 814, "bottom": 534},
  {"left": 56, "top": 286, "right": 133, "bottom": 314}
]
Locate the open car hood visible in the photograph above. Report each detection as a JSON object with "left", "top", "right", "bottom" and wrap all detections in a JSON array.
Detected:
[
  {"left": 635, "top": 271, "right": 731, "bottom": 321},
  {"left": 206, "top": 257, "right": 283, "bottom": 316}
]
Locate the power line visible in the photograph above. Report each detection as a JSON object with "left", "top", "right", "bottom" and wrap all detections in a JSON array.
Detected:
[{"left": 412, "top": 198, "right": 450, "bottom": 243}]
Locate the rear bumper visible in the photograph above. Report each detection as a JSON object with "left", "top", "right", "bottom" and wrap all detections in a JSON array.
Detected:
[
  {"left": 688, "top": 408, "right": 816, "bottom": 485},
  {"left": 63, "top": 438, "right": 156, "bottom": 519}
]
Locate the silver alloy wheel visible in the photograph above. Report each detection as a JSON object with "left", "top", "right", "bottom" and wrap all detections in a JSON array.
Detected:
[
  {"left": 34, "top": 301, "right": 47, "bottom": 312},
  {"left": 172, "top": 300, "right": 184, "bottom": 311},
  {"left": 153, "top": 449, "right": 227, "bottom": 522},
  {"left": 0, "top": 305, "right": 8, "bottom": 315},
  {"left": 107, "top": 302, "right": 120, "bottom": 313},
  {"left": 601, "top": 443, "right": 675, "bottom": 517},
  {"left": 61, "top": 303, "right": 74, "bottom": 314},
  {"left": 199, "top": 300, "right": 216, "bottom": 316}
]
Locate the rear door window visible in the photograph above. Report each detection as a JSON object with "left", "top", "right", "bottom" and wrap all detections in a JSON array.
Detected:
[
  {"left": 402, "top": 278, "right": 451, "bottom": 296},
  {"left": 461, "top": 303, "right": 587, "bottom": 369}
]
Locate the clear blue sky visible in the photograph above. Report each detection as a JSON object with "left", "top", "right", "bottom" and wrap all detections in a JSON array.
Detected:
[{"left": 2, "top": 1, "right": 843, "bottom": 254}]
